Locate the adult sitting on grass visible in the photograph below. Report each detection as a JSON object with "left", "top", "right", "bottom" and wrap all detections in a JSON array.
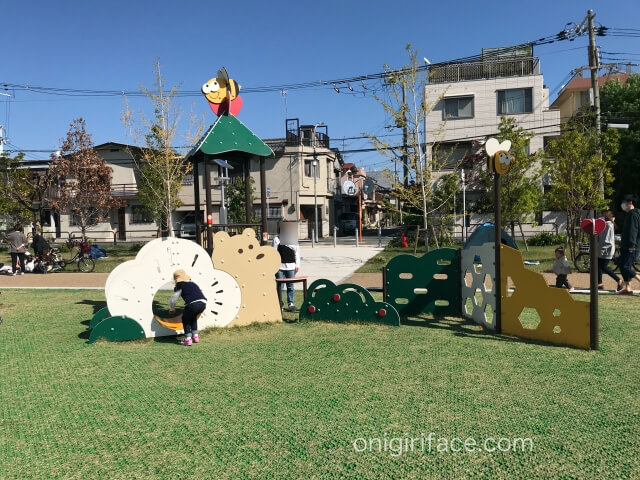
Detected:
[{"left": 617, "top": 194, "right": 640, "bottom": 295}]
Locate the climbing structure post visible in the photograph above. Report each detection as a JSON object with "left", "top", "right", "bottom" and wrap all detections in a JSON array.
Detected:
[{"left": 494, "top": 173, "right": 502, "bottom": 334}]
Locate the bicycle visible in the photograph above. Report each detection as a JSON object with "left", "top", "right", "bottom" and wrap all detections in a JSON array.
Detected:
[
  {"left": 574, "top": 235, "right": 640, "bottom": 273},
  {"left": 59, "top": 238, "right": 95, "bottom": 273}
]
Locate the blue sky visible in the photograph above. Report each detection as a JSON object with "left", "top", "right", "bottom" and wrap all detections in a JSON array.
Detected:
[{"left": 1, "top": 0, "right": 639, "bottom": 171}]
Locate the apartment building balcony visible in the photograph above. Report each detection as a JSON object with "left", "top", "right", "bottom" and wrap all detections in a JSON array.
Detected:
[{"left": 429, "top": 56, "right": 540, "bottom": 84}]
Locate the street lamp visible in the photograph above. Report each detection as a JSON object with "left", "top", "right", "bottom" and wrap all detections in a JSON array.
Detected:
[{"left": 461, "top": 168, "right": 467, "bottom": 243}]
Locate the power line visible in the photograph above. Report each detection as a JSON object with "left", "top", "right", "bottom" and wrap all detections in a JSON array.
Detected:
[{"left": 0, "top": 23, "right": 603, "bottom": 100}]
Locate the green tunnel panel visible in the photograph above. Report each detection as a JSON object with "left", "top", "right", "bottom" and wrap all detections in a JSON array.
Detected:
[
  {"left": 88, "top": 316, "right": 146, "bottom": 344},
  {"left": 299, "top": 279, "right": 400, "bottom": 326},
  {"left": 385, "top": 247, "right": 461, "bottom": 317},
  {"left": 89, "top": 306, "right": 111, "bottom": 329}
]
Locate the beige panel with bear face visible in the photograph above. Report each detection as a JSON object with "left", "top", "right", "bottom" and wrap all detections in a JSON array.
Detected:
[{"left": 211, "top": 229, "right": 282, "bottom": 326}]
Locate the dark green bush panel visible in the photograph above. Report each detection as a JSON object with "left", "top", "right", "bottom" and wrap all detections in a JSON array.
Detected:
[
  {"left": 88, "top": 306, "right": 110, "bottom": 329},
  {"left": 87, "top": 316, "right": 146, "bottom": 343},
  {"left": 299, "top": 279, "right": 400, "bottom": 326}
]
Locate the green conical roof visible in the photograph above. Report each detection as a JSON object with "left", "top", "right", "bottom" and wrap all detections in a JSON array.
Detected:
[{"left": 186, "top": 114, "right": 273, "bottom": 161}]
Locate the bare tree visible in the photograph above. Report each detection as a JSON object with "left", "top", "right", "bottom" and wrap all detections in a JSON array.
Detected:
[
  {"left": 122, "top": 59, "right": 204, "bottom": 236},
  {"left": 367, "top": 44, "right": 447, "bottom": 246}
]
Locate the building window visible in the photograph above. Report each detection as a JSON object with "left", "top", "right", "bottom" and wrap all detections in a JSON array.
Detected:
[
  {"left": 182, "top": 173, "right": 194, "bottom": 185},
  {"left": 497, "top": 88, "right": 533, "bottom": 114},
  {"left": 433, "top": 142, "right": 472, "bottom": 170},
  {"left": 304, "top": 159, "right": 319, "bottom": 178},
  {"left": 578, "top": 90, "right": 591, "bottom": 109},
  {"left": 443, "top": 96, "right": 474, "bottom": 119},
  {"left": 131, "top": 205, "right": 154, "bottom": 224},
  {"left": 253, "top": 205, "right": 283, "bottom": 219},
  {"left": 70, "top": 211, "right": 103, "bottom": 226}
]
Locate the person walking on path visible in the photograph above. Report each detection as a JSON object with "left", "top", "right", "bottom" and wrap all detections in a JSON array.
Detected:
[
  {"left": 597, "top": 210, "right": 623, "bottom": 291},
  {"left": 552, "top": 247, "right": 573, "bottom": 292},
  {"left": 617, "top": 195, "right": 640, "bottom": 295},
  {"left": 168, "top": 269, "right": 207, "bottom": 346},
  {"left": 273, "top": 220, "right": 301, "bottom": 312},
  {"left": 5, "top": 224, "right": 28, "bottom": 275}
]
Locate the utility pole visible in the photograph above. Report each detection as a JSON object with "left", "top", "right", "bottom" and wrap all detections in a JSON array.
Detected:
[
  {"left": 587, "top": 8, "right": 601, "bottom": 351},
  {"left": 588, "top": 10, "right": 601, "bottom": 139},
  {"left": 401, "top": 84, "right": 408, "bottom": 188}
]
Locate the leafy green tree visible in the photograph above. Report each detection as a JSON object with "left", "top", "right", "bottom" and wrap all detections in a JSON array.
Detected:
[
  {"left": 600, "top": 74, "right": 640, "bottom": 207},
  {"left": 123, "top": 59, "right": 204, "bottom": 235},
  {"left": 50, "top": 118, "right": 122, "bottom": 240},
  {"left": 472, "top": 117, "right": 543, "bottom": 247},
  {"left": 430, "top": 172, "right": 458, "bottom": 246},
  {"left": 542, "top": 115, "right": 619, "bottom": 260},
  {"left": 226, "top": 176, "right": 258, "bottom": 224},
  {"left": 0, "top": 152, "right": 46, "bottom": 228}
]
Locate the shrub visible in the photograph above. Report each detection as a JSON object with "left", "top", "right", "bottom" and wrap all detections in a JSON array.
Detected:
[{"left": 528, "top": 232, "right": 566, "bottom": 246}]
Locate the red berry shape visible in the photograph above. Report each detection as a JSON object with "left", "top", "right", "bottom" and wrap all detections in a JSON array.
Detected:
[
  {"left": 307, "top": 305, "right": 316, "bottom": 313},
  {"left": 333, "top": 294, "right": 341, "bottom": 302},
  {"left": 378, "top": 308, "right": 387, "bottom": 317}
]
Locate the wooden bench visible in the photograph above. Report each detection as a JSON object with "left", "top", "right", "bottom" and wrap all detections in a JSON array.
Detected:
[{"left": 275, "top": 276, "right": 309, "bottom": 308}]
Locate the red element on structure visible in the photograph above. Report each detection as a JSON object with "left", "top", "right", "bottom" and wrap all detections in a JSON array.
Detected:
[
  {"left": 378, "top": 308, "right": 387, "bottom": 317},
  {"left": 209, "top": 96, "right": 243, "bottom": 116},
  {"left": 207, "top": 213, "right": 213, "bottom": 226},
  {"left": 307, "top": 305, "right": 316, "bottom": 314},
  {"left": 580, "top": 218, "right": 606, "bottom": 235},
  {"left": 401, "top": 232, "right": 409, "bottom": 248},
  {"left": 333, "top": 294, "right": 341, "bottom": 302}
]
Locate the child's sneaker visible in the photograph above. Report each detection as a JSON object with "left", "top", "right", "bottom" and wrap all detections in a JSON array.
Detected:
[
  {"left": 192, "top": 334, "right": 199, "bottom": 344},
  {"left": 181, "top": 337, "right": 193, "bottom": 346}
]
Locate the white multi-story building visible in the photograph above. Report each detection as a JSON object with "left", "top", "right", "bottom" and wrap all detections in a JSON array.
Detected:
[{"left": 424, "top": 46, "right": 560, "bottom": 173}]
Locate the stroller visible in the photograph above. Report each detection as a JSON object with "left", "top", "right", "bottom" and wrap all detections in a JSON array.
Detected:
[{"left": 32, "top": 234, "right": 65, "bottom": 273}]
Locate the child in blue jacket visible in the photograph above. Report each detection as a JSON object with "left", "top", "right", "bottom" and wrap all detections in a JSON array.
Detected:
[{"left": 169, "top": 269, "right": 207, "bottom": 346}]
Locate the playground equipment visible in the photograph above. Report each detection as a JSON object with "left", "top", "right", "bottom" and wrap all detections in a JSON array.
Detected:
[
  {"left": 297, "top": 136, "right": 593, "bottom": 350},
  {"left": 87, "top": 230, "right": 281, "bottom": 343},
  {"left": 300, "top": 279, "right": 400, "bottom": 326},
  {"left": 385, "top": 247, "right": 460, "bottom": 317}
]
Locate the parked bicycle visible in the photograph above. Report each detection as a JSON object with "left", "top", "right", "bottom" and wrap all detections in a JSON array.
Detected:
[
  {"left": 574, "top": 235, "right": 640, "bottom": 273},
  {"left": 60, "top": 237, "right": 96, "bottom": 273}
]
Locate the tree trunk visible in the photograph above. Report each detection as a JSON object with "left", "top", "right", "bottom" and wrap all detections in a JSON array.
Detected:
[{"left": 518, "top": 222, "right": 529, "bottom": 252}]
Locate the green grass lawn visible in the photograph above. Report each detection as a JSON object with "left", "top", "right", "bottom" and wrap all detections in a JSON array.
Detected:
[
  {"left": 357, "top": 239, "right": 561, "bottom": 274},
  {"left": 0, "top": 290, "right": 638, "bottom": 479},
  {"left": 0, "top": 244, "right": 140, "bottom": 274}
]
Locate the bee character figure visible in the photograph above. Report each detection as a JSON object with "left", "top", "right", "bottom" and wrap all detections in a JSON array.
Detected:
[
  {"left": 485, "top": 138, "right": 515, "bottom": 175},
  {"left": 202, "top": 67, "right": 243, "bottom": 116}
]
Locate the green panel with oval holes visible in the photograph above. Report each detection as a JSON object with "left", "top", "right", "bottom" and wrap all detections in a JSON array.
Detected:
[{"left": 385, "top": 247, "right": 461, "bottom": 317}]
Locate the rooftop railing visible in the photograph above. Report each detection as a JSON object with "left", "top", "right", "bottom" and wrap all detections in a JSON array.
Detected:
[{"left": 428, "top": 57, "right": 540, "bottom": 84}]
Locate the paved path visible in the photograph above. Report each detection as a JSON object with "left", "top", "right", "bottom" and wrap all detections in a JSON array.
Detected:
[
  {"left": 0, "top": 238, "right": 393, "bottom": 290},
  {"left": 3, "top": 239, "right": 637, "bottom": 296}
]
